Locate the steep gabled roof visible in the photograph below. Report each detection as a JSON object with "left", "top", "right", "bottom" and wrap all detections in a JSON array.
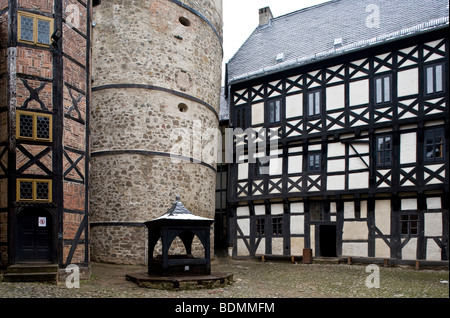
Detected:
[{"left": 227, "top": 0, "right": 449, "bottom": 84}]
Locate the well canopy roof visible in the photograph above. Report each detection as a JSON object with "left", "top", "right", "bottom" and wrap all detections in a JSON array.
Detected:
[{"left": 148, "top": 196, "right": 214, "bottom": 224}]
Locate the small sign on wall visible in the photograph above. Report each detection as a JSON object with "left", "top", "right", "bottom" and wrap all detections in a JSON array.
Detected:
[{"left": 38, "top": 217, "right": 47, "bottom": 227}]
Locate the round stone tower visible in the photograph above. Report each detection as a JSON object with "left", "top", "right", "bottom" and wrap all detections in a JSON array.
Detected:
[{"left": 90, "top": 0, "right": 223, "bottom": 264}]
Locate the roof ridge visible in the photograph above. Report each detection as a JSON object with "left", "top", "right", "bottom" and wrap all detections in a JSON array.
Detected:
[{"left": 272, "top": 0, "right": 341, "bottom": 21}]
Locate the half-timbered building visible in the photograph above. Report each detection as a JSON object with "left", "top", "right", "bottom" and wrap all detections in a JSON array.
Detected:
[
  {"left": 0, "top": 0, "right": 92, "bottom": 275},
  {"left": 225, "top": 0, "right": 449, "bottom": 263}
]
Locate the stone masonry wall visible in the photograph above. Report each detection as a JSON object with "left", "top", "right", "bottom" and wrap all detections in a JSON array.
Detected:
[{"left": 90, "top": 0, "right": 223, "bottom": 265}]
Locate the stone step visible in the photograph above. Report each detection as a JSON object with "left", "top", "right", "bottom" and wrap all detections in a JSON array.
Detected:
[
  {"left": 5, "top": 264, "right": 59, "bottom": 274},
  {"left": 2, "top": 264, "right": 59, "bottom": 284},
  {"left": 313, "top": 257, "right": 341, "bottom": 264}
]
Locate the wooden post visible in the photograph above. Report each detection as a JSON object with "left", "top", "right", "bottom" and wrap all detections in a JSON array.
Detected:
[
  {"left": 384, "top": 259, "right": 389, "bottom": 268},
  {"left": 415, "top": 261, "right": 420, "bottom": 271},
  {"left": 347, "top": 257, "right": 352, "bottom": 265}
]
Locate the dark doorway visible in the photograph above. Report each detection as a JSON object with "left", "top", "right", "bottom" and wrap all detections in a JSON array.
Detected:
[
  {"left": 17, "top": 209, "right": 53, "bottom": 263},
  {"left": 319, "top": 225, "right": 337, "bottom": 257}
]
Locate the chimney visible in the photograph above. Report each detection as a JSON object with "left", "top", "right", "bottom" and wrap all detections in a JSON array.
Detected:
[{"left": 259, "top": 6, "right": 273, "bottom": 26}]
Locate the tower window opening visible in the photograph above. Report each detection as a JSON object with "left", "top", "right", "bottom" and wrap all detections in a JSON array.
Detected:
[
  {"left": 179, "top": 17, "right": 191, "bottom": 27},
  {"left": 178, "top": 103, "right": 188, "bottom": 113}
]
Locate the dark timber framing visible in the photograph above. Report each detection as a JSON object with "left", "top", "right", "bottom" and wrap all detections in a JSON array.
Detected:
[
  {"left": 3, "top": 0, "right": 91, "bottom": 268},
  {"left": 226, "top": 27, "right": 449, "bottom": 262}
]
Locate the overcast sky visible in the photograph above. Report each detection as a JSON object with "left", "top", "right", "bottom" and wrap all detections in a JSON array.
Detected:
[{"left": 222, "top": 0, "right": 330, "bottom": 65}]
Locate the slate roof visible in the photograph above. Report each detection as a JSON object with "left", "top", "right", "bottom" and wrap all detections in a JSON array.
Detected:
[{"left": 227, "top": 0, "right": 449, "bottom": 84}]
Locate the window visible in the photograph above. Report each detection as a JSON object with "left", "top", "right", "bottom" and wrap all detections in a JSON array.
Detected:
[
  {"left": 424, "top": 128, "right": 445, "bottom": 162},
  {"left": 309, "top": 202, "right": 324, "bottom": 221},
  {"left": 307, "top": 90, "right": 321, "bottom": 117},
  {"left": 16, "top": 111, "right": 52, "bottom": 142},
  {"left": 376, "top": 135, "right": 392, "bottom": 167},
  {"left": 375, "top": 75, "right": 391, "bottom": 104},
  {"left": 268, "top": 99, "right": 281, "bottom": 124},
  {"left": 400, "top": 213, "right": 419, "bottom": 236},
  {"left": 256, "top": 217, "right": 265, "bottom": 236},
  {"left": 18, "top": 12, "right": 53, "bottom": 46},
  {"left": 308, "top": 152, "right": 321, "bottom": 172},
  {"left": 253, "top": 161, "right": 269, "bottom": 178},
  {"left": 235, "top": 108, "right": 246, "bottom": 128},
  {"left": 425, "top": 64, "right": 444, "bottom": 95},
  {"left": 17, "top": 179, "right": 52, "bottom": 203},
  {"left": 272, "top": 217, "right": 283, "bottom": 236}
]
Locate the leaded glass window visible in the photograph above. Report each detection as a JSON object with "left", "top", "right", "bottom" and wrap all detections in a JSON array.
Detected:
[
  {"left": 19, "top": 180, "right": 33, "bottom": 201},
  {"left": 37, "top": 19, "right": 51, "bottom": 45},
  {"left": 18, "top": 113, "right": 34, "bottom": 139},
  {"left": 36, "top": 116, "right": 51, "bottom": 140},
  {"left": 36, "top": 181, "right": 50, "bottom": 201},
  {"left": 17, "top": 179, "right": 52, "bottom": 202},
  {"left": 16, "top": 111, "right": 52, "bottom": 142},
  {"left": 20, "top": 16, "right": 34, "bottom": 42},
  {"left": 18, "top": 12, "right": 53, "bottom": 46}
]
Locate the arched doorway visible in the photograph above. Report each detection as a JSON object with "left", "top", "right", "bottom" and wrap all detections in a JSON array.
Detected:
[{"left": 17, "top": 208, "right": 53, "bottom": 263}]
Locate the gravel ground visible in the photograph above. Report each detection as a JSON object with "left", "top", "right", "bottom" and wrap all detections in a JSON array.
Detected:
[{"left": 0, "top": 258, "right": 448, "bottom": 299}]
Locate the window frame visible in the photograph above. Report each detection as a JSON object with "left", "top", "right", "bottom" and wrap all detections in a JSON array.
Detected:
[
  {"left": 376, "top": 134, "right": 393, "bottom": 168},
  {"left": 255, "top": 217, "right": 266, "bottom": 237},
  {"left": 307, "top": 89, "right": 322, "bottom": 118},
  {"left": 234, "top": 107, "right": 247, "bottom": 129},
  {"left": 400, "top": 213, "right": 419, "bottom": 237},
  {"left": 18, "top": 11, "right": 54, "bottom": 47},
  {"left": 17, "top": 179, "right": 52, "bottom": 203},
  {"left": 16, "top": 110, "right": 53, "bottom": 142},
  {"left": 374, "top": 74, "right": 392, "bottom": 104},
  {"left": 424, "top": 127, "right": 445, "bottom": 163},
  {"left": 425, "top": 63, "right": 445, "bottom": 95},
  {"left": 266, "top": 98, "right": 282, "bottom": 125},
  {"left": 309, "top": 202, "right": 324, "bottom": 222},
  {"left": 307, "top": 152, "right": 321, "bottom": 173},
  {"left": 271, "top": 216, "right": 283, "bottom": 236}
]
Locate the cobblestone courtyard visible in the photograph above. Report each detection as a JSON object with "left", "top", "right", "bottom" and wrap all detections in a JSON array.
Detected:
[{"left": 0, "top": 258, "right": 448, "bottom": 298}]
